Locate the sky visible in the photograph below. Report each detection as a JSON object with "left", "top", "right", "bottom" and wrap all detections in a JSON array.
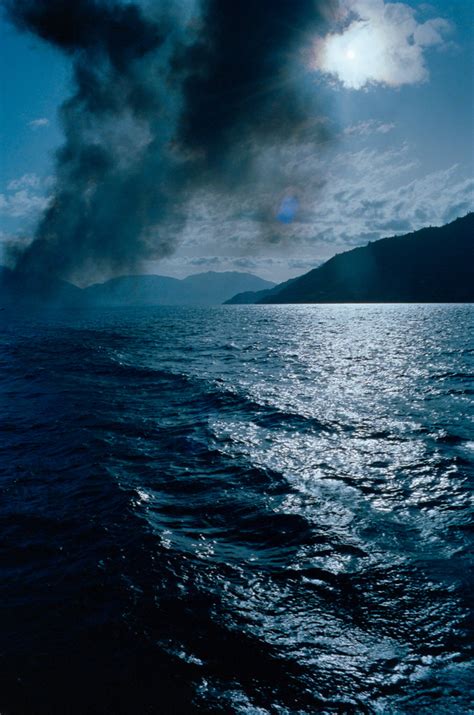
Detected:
[{"left": 0, "top": 0, "right": 473, "bottom": 285}]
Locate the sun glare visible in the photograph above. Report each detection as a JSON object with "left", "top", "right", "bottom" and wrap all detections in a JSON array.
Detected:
[{"left": 346, "top": 49, "right": 356, "bottom": 60}]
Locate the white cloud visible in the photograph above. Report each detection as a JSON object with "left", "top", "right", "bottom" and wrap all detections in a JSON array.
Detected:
[
  {"left": 298, "top": 150, "right": 473, "bottom": 252},
  {"left": 1, "top": 174, "right": 53, "bottom": 219},
  {"left": 0, "top": 190, "right": 50, "bottom": 218},
  {"left": 312, "top": 0, "right": 452, "bottom": 89},
  {"left": 344, "top": 119, "right": 395, "bottom": 136},
  {"left": 28, "top": 118, "right": 50, "bottom": 129},
  {"left": 149, "top": 139, "right": 473, "bottom": 279},
  {"left": 7, "top": 173, "right": 42, "bottom": 191}
]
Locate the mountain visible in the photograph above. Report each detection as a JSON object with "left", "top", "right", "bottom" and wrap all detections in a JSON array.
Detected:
[
  {"left": 226, "top": 215, "right": 474, "bottom": 305},
  {"left": 3, "top": 215, "right": 471, "bottom": 308},
  {"left": 225, "top": 277, "right": 297, "bottom": 304},
  {"left": 84, "top": 271, "right": 275, "bottom": 306},
  {"left": 0, "top": 268, "right": 274, "bottom": 308}
]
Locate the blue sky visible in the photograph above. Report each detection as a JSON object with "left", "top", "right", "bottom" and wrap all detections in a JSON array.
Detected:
[{"left": 1, "top": 0, "right": 473, "bottom": 283}]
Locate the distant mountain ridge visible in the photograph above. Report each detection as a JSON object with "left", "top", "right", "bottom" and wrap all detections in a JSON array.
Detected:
[
  {"left": 83, "top": 271, "right": 275, "bottom": 306},
  {"left": 0, "top": 269, "right": 275, "bottom": 307},
  {"left": 2, "top": 215, "right": 472, "bottom": 308},
  {"left": 226, "top": 214, "right": 474, "bottom": 305}
]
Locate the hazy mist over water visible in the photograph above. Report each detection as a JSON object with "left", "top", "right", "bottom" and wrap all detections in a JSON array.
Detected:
[{"left": 1, "top": 304, "right": 473, "bottom": 713}]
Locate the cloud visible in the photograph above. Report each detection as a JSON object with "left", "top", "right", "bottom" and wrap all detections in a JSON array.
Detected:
[
  {"left": 186, "top": 256, "right": 221, "bottom": 268},
  {"left": 344, "top": 119, "right": 395, "bottom": 136},
  {"left": 1, "top": 174, "right": 53, "bottom": 218},
  {"left": 28, "top": 117, "right": 50, "bottom": 128},
  {"left": 313, "top": 0, "right": 452, "bottom": 89},
  {"left": 0, "top": 190, "right": 51, "bottom": 218},
  {"left": 299, "top": 151, "right": 474, "bottom": 251},
  {"left": 153, "top": 138, "right": 473, "bottom": 277},
  {"left": 7, "top": 173, "right": 42, "bottom": 191}
]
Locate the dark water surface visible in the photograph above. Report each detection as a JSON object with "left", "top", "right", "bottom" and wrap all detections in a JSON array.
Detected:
[{"left": 1, "top": 304, "right": 473, "bottom": 714}]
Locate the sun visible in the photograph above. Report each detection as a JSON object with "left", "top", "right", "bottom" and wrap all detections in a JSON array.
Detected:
[{"left": 311, "top": 20, "right": 389, "bottom": 90}]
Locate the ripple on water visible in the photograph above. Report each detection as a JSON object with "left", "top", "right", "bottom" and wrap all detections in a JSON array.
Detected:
[{"left": 0, "top": 304, "right": 472, "bottom": 713}]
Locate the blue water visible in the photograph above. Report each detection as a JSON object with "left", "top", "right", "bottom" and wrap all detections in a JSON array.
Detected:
[{"left": 1, "top": 304, "right": 473, "bottom": 714}]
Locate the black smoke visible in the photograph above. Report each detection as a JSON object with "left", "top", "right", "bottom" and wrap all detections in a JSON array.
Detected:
[
  {"left": 174, "top": 0, "right": 334, "bottom": 179},
  {"left": 4, "top": 0, "right": 335, "bottom": 284}
]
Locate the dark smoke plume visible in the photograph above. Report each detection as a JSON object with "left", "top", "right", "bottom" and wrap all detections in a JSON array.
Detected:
[
  {"left": 174, "top": 0, "right": 334, "bottom": 180},
  {"left": 4, "top": 0, "right": 335, "bottom": 284},
  {"left": 4, "top": 0, "right": 180, "bottom": 283}
]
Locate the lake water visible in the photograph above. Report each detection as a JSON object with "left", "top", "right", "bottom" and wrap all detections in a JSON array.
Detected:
[{"left": 1, "top": 304, "right": 473, "bottom": 713}]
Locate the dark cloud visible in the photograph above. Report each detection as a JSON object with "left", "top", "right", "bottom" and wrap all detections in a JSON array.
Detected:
[
  {"left": 4, "top": 0, "right": 335, "bottom": 284},
  {"left": 187, "top": 256, "right": 221, "bottom": 267}
]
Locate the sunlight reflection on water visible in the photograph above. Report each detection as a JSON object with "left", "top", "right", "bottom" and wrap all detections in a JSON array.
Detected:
[{"left": 1, "top": 304, "right": 473, "bottom": 713}]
